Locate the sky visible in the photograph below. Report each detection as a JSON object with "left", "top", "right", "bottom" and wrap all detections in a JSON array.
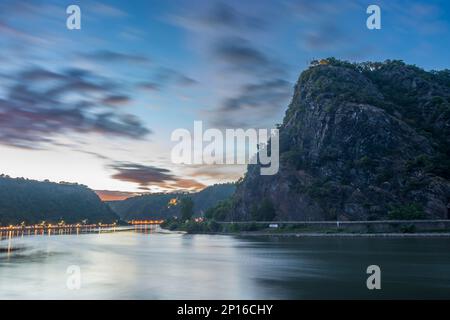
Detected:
[{"left": 0, "top": 0, "right": 449, "bottom": 200}]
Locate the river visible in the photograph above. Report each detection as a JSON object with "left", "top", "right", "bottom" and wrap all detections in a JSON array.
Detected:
[{"left": 1, "top": 227, "right": 449, "bottom": 299}]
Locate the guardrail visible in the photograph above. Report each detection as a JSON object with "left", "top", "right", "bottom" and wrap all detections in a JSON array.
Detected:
[
  {"left": 216, "top": 220, "right": 450, "bottom": 224},
  {"left": 215, "top": 220, "right": 450, "bottom": 233}
]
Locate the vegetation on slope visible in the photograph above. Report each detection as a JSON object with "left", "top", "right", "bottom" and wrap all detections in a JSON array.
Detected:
[{"left": 0, "top": 175, "right": 118, "bottom": 225}]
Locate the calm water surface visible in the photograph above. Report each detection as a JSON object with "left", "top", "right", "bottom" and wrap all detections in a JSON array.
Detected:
[{"left": 1, "top": 227, "right": 450, "bottom": 299}]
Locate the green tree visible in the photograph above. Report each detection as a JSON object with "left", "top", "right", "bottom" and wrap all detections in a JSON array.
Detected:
[
  {"left": 388, "top": 204, "right": 425, "bottom": 220},
  {"left": 251, "top": 198, "right": 276, "bottom": 221},
  {"left": 205, "top": 199, "right": 231, "bottom": 221},
  {"left": 180, "top": 197, "right": 194, "bottom": 221}
]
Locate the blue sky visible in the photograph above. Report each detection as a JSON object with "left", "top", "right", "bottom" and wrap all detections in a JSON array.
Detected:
[{"left": 0, "top": 0, "right": 449, "bottom": 199}]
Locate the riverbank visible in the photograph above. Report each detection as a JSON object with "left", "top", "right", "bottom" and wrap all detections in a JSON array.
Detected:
[
  {"left": 161, "top": 219, "right": 450, "bottom": 237},
  {"left": 160, "top": 228, "right": 450, "bottom": 237},
  {"left": 218, "top": 231, "right": 450, "bottom": 237}
]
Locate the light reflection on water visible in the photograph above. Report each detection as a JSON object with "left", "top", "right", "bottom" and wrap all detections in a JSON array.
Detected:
[{"left": 1, "top": 227, "right": 450, "bottom": 299}]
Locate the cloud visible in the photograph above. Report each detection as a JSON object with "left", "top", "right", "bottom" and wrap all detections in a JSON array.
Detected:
[
  {"left": 172, "top": 2, "right": 290, "bottom": 128},
  {"left": 136, "top": 68, "right": 197, "bottom": 92},
  {"left": 0, "top": 66, "right": 151, "bottom": 149},
  {"left": 207, "top": 79, "right": 292, "bottom": 128},
  {"left": 169, "top": 178, "right": 206, "bottom": 190},
  {"left": 111, "top": 163, "right": 174, "bottom": 185},
  {"left": 288, "top": 0, "right": 377, "bottom": 59},
  {"left": 189, "top": 164, "right": 246, "bottom": 181},
  {"left": 288, "top": 0, "right": 347, "bottom": 22},
  {"left": 80, "top": 50, "right": 151, "bottom": 64},
  {"left": 211, "top": 36, "right": 288, "bottom": 78},
  {"left": 0, "top": 21, "right": 48, "bottom": 45},
  {"left": 110, "top": 162, "right": 206, "bottom": 191},
  {"left": 219, "top": 79, "right": 291, "bottom": 112},
  {"left": 95, "top": 190, "right": 140, "bottom": 201},
  {"left": 102, "top": 95, "right": 131, "bottom": 106},
  {"left": 18, "top": 68, "right": 65, "bottom": 81},
  {"left": 390, "top": 2, "right": 448, "bottom": 35},
  {"left": 136, "top": 82, "right": 161, "bottom": 92},
  {"left": 171, "top": 2, "right": 266, "bottom": 32},
  {"left": 77, "top": 150, "right": 111, "bottom": 161},
  {"left": 155, "top": 67, "right": 198, "bottom": 87},
  {"left": 89, "top": 2, "right": 128, "bottom": 18},
  {"left": 303, "top": 23, "right": 343, "bottom": 50},
  {"left": 213, "top": 38, "right": 271, "bottom": 73},
  {"left": 91, "top": 113, "right": 149, "bottom": 137},
  {"left": 208, "top": 38, "right": 291, "bottom": 127},
  {"left": 176, "top": 74, "right": 198, "bottom": 86}
]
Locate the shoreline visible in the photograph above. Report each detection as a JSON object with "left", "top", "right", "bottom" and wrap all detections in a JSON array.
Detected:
[
  {"left": 161, "top": 219, "right": 450, "bottom": 238},
  {"left": 228, "top": 232, "right": 450, "bottom": 238},
  {"left": 159, "top": 227, "right": 450, "bottom": 238}
]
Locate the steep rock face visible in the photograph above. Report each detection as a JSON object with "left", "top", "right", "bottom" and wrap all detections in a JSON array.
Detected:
[{"left": 231, "top": 60, "right": 450, "bottom": 221}]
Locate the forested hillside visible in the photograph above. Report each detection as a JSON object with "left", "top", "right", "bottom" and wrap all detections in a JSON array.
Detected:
[{"left": 0, "top": 175, "right": 118, "bottom": 225}]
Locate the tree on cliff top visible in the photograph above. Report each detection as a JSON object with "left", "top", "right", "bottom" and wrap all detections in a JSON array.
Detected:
[{"left": 180, "top": 197, "right": 194, "bottom": 221}]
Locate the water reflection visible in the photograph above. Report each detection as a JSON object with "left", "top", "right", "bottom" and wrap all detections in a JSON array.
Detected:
[
  {"left": 1, "top": 229, "right": 450, "bottom": 299},
  {"left": 0, "top": 226, "right": 123, "bottom": 240}
]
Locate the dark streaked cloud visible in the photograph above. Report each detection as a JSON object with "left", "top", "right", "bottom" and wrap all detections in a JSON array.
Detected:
[
  {"left": 209, "top": 37, "right": 291, "bottom": 127},
  {"left": 201, "top": 2, "right": 265, "bottom": 29},
  {"left": 136, "top": 68, "right": 197, "bottom": 92},
  {"left": 288, "top": 0, "right": 367, "bottom": 56},
  {"left": 154, "top": 67, "right": 198, "bottom": 87},
  {"left": 221, "top": 79, "right": 291, "bottom": 112},
  {"left": 212, "top": 37, "right": 286, "bottom": 76},
  {"left": 91, "top": 113, "right": 149, "bottom": 137},
  {"left": 173, "top": 2, "right": 290, "bottom": 128},
  {"left": 304, "top": 23, "right": 344, "bottom": 50},
  {"left": 176, "top": 74, "right": 198, "bottom": 86},
  {"left": 0, "top": 66, "right": 151, "bottom": 149},
  {"left": 136, "top": 81, "right": 161, "bottom": 92},
  {"left": 18, "top": 68, "right": 65, "bottom": 81},
  {"left": 171, "top": 2, "right": 267, "bottom": 32},
  {"left": 214, "top": 38, "right": 267, "bottom": 70},
  {"left": 80, "top": 50, "right": 151, "bottom": 64},
  {"left": 111, "top": 163, "right": 174, "bottom": 186},
  {"left": 110, "top": 162, "right": 206, "bottom": 191},
  {"left": 210, "top": 79, "right": 292, "bottom": 128},
  {"left": 102, "top": 95, "right": 131, "bottom": 106}
]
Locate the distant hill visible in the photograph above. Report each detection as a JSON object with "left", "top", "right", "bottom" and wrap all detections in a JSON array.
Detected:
[
  {"left": 108, "top": 183, "right": 236, "bottom": 221},
  {"left": 0, "top": 175, "right": 119, "bottom": 225}
]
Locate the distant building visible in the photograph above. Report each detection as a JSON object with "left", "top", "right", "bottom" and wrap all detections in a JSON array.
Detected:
[{"left": 310, "top": 59, "right": 329, "bottom": 67}]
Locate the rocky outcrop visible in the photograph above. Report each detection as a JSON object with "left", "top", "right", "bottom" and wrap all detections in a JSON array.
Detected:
[{"left": 230, "top": 59, "right": 450, "bottom": 221}]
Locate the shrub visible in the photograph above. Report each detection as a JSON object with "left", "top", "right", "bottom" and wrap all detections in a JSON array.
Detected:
[
  {"left": 400, "top": 224, "right": 416, "bottom": 233},
  {"left": 180, "top": 197, "right": 194, "bottom": 221},
  {"left": 388, "top": 204, "right": 425, "bottom": 220},
  {"left": 207, "top": 220, "right": 221, "bottom": 232},
  {"left": 205, "top": 199, "right": 232, "bottom": 221}
]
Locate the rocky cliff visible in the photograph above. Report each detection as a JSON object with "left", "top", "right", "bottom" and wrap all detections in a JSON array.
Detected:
[{"left": 230, "top": 59, "right": 450, "bottom": 221}]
